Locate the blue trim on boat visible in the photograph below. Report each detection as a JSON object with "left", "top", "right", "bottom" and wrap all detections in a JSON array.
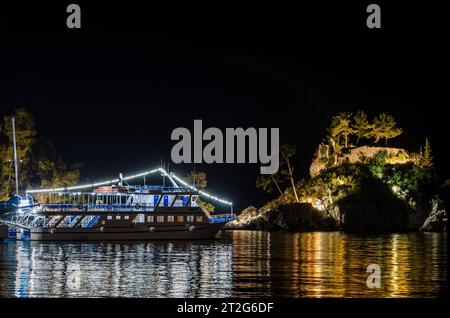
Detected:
[{"left": 208, "top": 217, "right": 235, "bottom": 223}]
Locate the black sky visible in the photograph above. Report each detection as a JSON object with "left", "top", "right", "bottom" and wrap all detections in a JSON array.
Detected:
[{"left": 1, "top": 2, "right": 449, "bottom": 211}]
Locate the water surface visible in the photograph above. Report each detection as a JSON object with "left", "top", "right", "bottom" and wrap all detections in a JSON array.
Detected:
[{"left": 0, "top": 231, "right": 448, "bottom": 297}]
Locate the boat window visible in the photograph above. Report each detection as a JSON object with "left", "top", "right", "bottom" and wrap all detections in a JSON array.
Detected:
[
  {"left": 134, "top": 214, "right": 145, "bottom": 223},
  {"left": 176, "top": 215, "right": 184, "bottom": 222},
  {"left": 196, "top": 216, "right": 203, "bottom": 222},
  {"left": 57, "top": 215, "right": 82, "bottom": 228},
  {"left": 107, "top": 215, "right": 112, "bottom": 220},
  {"left": 124, "top": 215, "right": 129, "bottom": 220},
  {"left": 167, "top": 216, "right": 174, "bottom": 222},
  {"left": 157, "top": 215, "right": 164, "bottom": 222},
  {"left": 187, "top": 215, "right": 194, "bottom": 222},
  {"left": 147, "top": 215, "right": 154, "bottom": 223},
  {"left": 153, "top": 195, "right": 160, "bottom": 207},
  {"left": 116, "top": 215, "right": 121, "bottom": 220}
]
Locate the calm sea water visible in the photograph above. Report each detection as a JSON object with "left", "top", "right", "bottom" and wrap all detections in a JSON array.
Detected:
[{"left": 0, "top": 231, "right": 448, "bottom": 298}]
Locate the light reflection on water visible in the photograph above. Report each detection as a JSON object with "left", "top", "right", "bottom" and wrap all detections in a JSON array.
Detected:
[
  {"left": 0, "top": 231, "right": 448, "bottom": 297},
  {"left": 1, "top": 239, "right": 233, "bottom": 298},
  {"left": 232, "top": 231, "right": 448, "bottom": 297}
]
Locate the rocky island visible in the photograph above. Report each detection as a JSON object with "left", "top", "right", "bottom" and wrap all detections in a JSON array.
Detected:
[{"left": 226, "top": 111, "right": 448, "bottom": 233}]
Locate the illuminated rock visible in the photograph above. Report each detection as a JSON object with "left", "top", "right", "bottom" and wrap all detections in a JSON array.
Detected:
[
  {"left": 225, "top": 203, "right": 339, "bottom": 231},
  {"left": 421, "top": 200, "right": 448, "bottom": 232},
  {"left": 310, "top": 145, "right": 411, "bottom": 178}
]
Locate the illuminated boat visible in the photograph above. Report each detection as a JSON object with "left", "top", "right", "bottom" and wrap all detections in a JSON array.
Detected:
[{"left": 0, "top": 169, "right": 235, "bottom": 241}]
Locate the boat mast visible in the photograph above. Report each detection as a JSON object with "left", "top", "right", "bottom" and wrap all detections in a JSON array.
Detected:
[
  {"left": 161, "top": 160, "right": 165, "bottom": 187},
  {"left": 12, "top": 117, "right": 19, "bottom": 195}
]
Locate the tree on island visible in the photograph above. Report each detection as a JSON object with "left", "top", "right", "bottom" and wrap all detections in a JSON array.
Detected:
[
  {"left": 325, "top": 111, "right": 403, "bottom": 150},
  {"left": 280, "top": 144, "right": 300, "bottom": 202},
  {"left": 422, "top": 138, "right": 433, "bottom": 168},
  {"left": 0, "top": 108, "right": 80, "bottom": 200},
  {"left": 328, "top": 112, "right": 355, "bottom": 148},
  {"left": 371, "top": 113, "right": 403, "bottom": 145},
  {"left": 352, "top": 110, "right": 373, "bottom": 145},
  {"left": 256, "top": 173, "right": 285, "bottom": 199},
  {"left": 186, "top": 170, "right": 215, "bottom": 212},
  {"left": 256, "top": 144, "right": 299, "bottom": 203}
]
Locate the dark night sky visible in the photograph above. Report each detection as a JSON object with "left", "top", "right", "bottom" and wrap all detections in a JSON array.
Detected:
[{"left": 1, "top": 2, "right": 449, "bottom": 211}]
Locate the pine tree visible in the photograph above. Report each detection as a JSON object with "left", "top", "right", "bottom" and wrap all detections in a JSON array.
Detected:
[
  {"left": 352, "top": 110, "right": 372, "bottom": 145},
  {"left": 280, "top": 144, "right": 299, "bottom": 202},
  {"left": 328, "top": 112, "right": 355, "bottom": 148},
  {"left": 371, "top": 113, "right": 402, "bottom": 145},
  {"left": 423, "top": 138, "right": 433, "bottom": 168},
  {"left": 256, "top": 174, "right": 284, "bottom": 196}
]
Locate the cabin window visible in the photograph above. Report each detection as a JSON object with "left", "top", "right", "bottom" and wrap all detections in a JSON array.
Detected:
[
  {"left": 196, "top": 216, "right": 203, "bottom": 222},
  {"left": 157, "top": 215, "right": 164, "bottom": 222},
  {"left": 187, "top": 215, "right": 194, "bottom": 222},
  {"left": 167, "top": 215, "right": 174, "bottom": 222},
  {"left": 134, "top": 214, "right": 145, "bottom": 223},
  {"left": 124, "top": 215, "right": 129, "bottom": 220},
  {"left": 116, "top": 215, "right": 121, "bottom": 220},
  {"left": 107, "top": 215, "right": 112, "bottom": 220},
  {"left": 176, "top": 215, "right": 184, "bottom": 222},
  {"left": 147, "top": 215, "right": 154, "bottom": 223}
]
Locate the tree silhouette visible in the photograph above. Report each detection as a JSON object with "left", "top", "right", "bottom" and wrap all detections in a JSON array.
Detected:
[
  {"left": 256, "top": 144, "right": 299, "bottom": 203},
  {"left": 256, "top": 173, "right": 286, "bottom": 203},
  {"left": 280, "top": 144, "right": 299, "bottom": 202},
  {"left": 256, "top": 174, "right": 283, "bottom": 195}
]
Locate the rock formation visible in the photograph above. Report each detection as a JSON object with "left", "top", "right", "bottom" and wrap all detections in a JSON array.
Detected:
[
  {"left": 225, "top": 203, "right": 339, "bottom": 232},
  {"left": 421, "top": 200, "right": 448, "bottom": 232},
  {"left": 310, "top": 145, "right": 411, "bottom": 177}
]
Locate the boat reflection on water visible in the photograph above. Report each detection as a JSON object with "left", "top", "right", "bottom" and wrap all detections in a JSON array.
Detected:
[
  {"left": 5, "top": 239, "right": 233, "bottom": 298},
  {"left": 0, "top": 231, "right": 448, "bottom": 297}
]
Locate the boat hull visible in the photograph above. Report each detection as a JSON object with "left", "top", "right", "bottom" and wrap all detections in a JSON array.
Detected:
[{"left": 28, "top": 223, "right": 224, "bottom": 241}]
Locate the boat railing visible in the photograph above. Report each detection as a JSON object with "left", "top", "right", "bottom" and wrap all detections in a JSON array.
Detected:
[
  {"left": 207, "top": 213, "right": 236, "bottom": 223},
  {"left": 42, "top": 203, "right": 156, "bottom": 213},
  {"left": 129, "top": 186, "right": 194, "bottom": 193}
]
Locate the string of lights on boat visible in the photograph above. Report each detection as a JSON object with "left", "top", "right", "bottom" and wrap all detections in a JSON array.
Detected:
[{"left": 25, "top": 168, "right": 233, "bottom": 206}]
